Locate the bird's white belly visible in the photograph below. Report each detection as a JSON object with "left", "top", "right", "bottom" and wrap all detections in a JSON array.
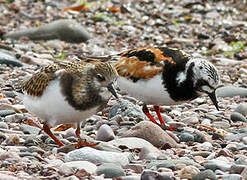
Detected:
[
  {"left": 117, "top": 74, "right": 178, "bottom": 105},
  {"left": 23, "top": 79, "right": 99, "bottom": 126}
]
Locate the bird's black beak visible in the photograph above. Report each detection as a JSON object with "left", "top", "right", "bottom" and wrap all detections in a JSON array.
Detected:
[
  {"left": 208, "top": 90, "right": 219, "bottom": 111},
  {"left": 107, "top": 83, "right": 118, "bottom": 99}
]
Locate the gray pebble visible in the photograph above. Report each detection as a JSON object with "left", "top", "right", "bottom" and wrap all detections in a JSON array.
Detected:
[
  {"left": 0, "top": 49, "right": 23, "bottom": 67},
  {"left": 204, "top": 160, "right": 231, "bottom": 171},
  {"left": 0, "top": 122, "right": 8, "bottom": 129},
  {"left": 0, "top": 132, "right": 6, "bottom": 144},
  {"left": 20, "top": 124, "right": 41, "bottom": 135},
  {"left": 230, "top": 164, "right": 246, "bottom": 174},
  {"left": 96, "top": 124, "right": 115, "bottom": 142},
  {"left": 96, "top": 163, "right": 125, "bottom": 178},
  {"left": 24, "top": 137, "right": 39, "bottom": 146},
  {"left": 180, "top": 132, "right": 195, "bottom": 142},
  {"left": 146, "top": 160, "right": 176, "bottom": 170},
  {"left": 221, "top": 174, "right": 242, "bottom": 180},
  {"left": 230, "top": 112, "right": 247, "bottom": 122},
  {"left": 65, "top": 147, "right": 132, "bottom": 166},
  {"left": 216, "top": 86, "right": 247, "bottom": 98},
  {"left": 0, "top": 110, "right": 15, "bottom": 117},
  {"left": 120, "top": 121, "right": 136, "bottom": 126},
  {"left": 234, "top": 103, "right": 247, "bottom": 117},
  {"left": 108, "top": 99, "right": 146, "bottom": 119},
  {"left": 4, "top": 19, "right": 91, "bottom": 43},
  {"left": 4, "top": 114, "right": 25, "bottom": 123},
  {"left": 141, "top": 170, "right": 174, "bottom": 180},
  {"left": 192, "top": 169, "right": 216, "bottom": 180}
]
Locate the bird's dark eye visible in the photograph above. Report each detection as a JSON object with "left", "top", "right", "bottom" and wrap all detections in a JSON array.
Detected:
[
  {"left": 96, "top": 74, "right": 105, "bottom": 81},
  {"left": 199, "top": 66, "right": 203, "bottom": 69}
]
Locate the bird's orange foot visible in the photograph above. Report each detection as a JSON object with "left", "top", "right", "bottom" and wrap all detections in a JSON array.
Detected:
[
  {"left": 74, "top": 140, "right": 100, "bottom": 149},
  {"left": 54, "top": 124, "right": 75, "bottom": 132}
]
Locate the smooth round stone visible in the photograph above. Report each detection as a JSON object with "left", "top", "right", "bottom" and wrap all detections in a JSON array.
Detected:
[
  {"left": 0, "top": 122, "right": 8, "bottom": 129},
  {"left": 221, "top": 174, "right": 242, "bottom": 180},
  {"left": 180, "top": 132, "right": 195, "bottom": 142},
  {"left": 20, "top": 124, "right": 41, "bottom": 135},
  {"left": 141, "top": 170, "right": 173, "bottom": 180},
  {"left": 60, "top": 161, "right": 97, "bottom": 174},
  {"left": 216, "top": 86, "right": 247, "bottom": 98},
  {"left": 108, "top": 99, "right": 146, "bottom": 119},
  {"left": 24, "top": 137, "right": 39, "bottom": 146},
  {"left": 234, "top": 103, "right": 247, "bottom": 116},
  {"left": 4, "top": 114, "right": 25, "bottom": 123},
  {"left": 146, "top": 160, "right": 176, "bottom": 170},
  {"left": 178, "top": 165, "right": 200, "bottom": 179},
  {"left": 181, "top": 116, "right": 199, "bottom": 125},
  {"left": 198, "top": 142, "right": 213, "bottom": 151},
  {"left": 96, "top": 124, "right": 115, "bottom": 142},
  {"left": 242, "top": 137, "right": 247, "bottom": 145},
  {"left": 65, "top": 147, "right": 132, "bottom": 166},
  {"left": 201, "top": 119, "right": 212, "bottom": 126},
  {"left": 230, "top": 112, "right": 247, "bottom": 122},
  {"left": 0, "top": 110, "right": 15, "bottom": 117},
  {"left": 192, "top": 169, "right": 216, "bottom": 180},
  {"left": 96, "top": 163, "right": 125, "bottom": 178},
  {"left": 230, "top": 164, "right": 246, "bottom": 174},
  {"left": 0, "top": 132, "right": 6, "bottom": 144},
  {"left": 204, "top": 160, "right": 231, "bottom": 171},
  {"left": 191, "top": 151, "right": 211, "bottom": 158}
]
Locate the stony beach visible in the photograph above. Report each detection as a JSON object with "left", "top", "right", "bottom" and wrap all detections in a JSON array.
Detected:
[{"left": 0, "top": 0, "right": 247, "bottom": 179}]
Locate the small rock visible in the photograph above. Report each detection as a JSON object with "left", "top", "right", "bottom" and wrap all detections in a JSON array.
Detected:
[
  {"left": 60, "top": 161, "right": 97, "bottom": 175},
  {"left": 178, "top": 165, "right": 200, "bottom": 179},
  {"left": 221, "top": 174, "right": 242, "bottom": 180},
  {"left": 65, "top": 147, "right": 132, "bottom": 166},
  {"left": 180, "top": 132, "right": 194, "bottom": 142},
  {"left": 141, "top": 170, "right": 173, "bottom": 180},
  {"left": 20, "top": 124, "right": 41, "bottom": 135},
  {"left": 5, "top": 135, "right": 20, "bottom": 145},
  {"left": 139, "top": 146, "right": 162, "bottom": 160},
  {"left": 204, "top": 160, "right": 231, "bottom": 171},
  {"left": 0, "top": 173, "right": 18, "bottom": 180},
  {"left": 0, "top": 122, "right": 8, "bottom": 129},
  {"left": 230, "top": 112, "right": 247, "bottom": 122},
  {"left": 230, "top": 164, "right": 246, "bottom": 174},
  {"left": 4, "top": 19, "right": 91, "bottom": 43},
  {"left": 0, "top": 49, "right": 23, "bottom": 67},
  {"left": 192, "top": 169, "right": 216, "bottom": 180},
  {"left": 108, "top": 99, "right": 146, "bottom": 119},
  {"left": 96, "top": 163, "right": 125, "bottom": 178},
  {"left": 96, "top": 124, "right": 115, "bottom": 142},
  {"left": 0, "top": 110, "right": 15, "bottom": 117},
  {"left": 216, "top": 86, "right": 247, "bottom": 98},
  {"left": 234, "top": 103, "right": 247, "bottom": 117},
  {"left": 122, "top": 121, "right": 179, "bottom": 148},
  {"left": 181, "top": 116, "right": 199, "bottom": 125}
]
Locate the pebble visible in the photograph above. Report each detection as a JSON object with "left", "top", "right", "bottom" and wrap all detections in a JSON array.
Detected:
[
  {"left": 141, "top": 170, "right": 174, "bottom": 180},
  {"left": 192, "top": 169, "right": 217, "bottom": 180},
  {"left": 4, "top": 19, "right": 91, "bottom": 43},
  {"left": 234, "top": 103, "right": 247, "bottom": 116},
  {"left": 0, "top": 122, "right": 8, "bottom": 129},
  {"left": 0, "top": 49, "right": 23, "bottom": 67},
  {"left": 220, "top": 174, "right": 243, "bottom": 180},
  {"left": 122, "top": 121, "right": 179, "bottom": 148},
  {"left": 108, "top": 99, "right": 146, "bottom": 119},
  {"left": 179, "top": 132, "right": 195, "bottom": 142},
  {"left": 96, "top": 163, "right": 125, "bottom": 178},
  {"left": 96, "top": 124, "right": 115, "bottom": 142},
  {"left": 204, "top": 160, "right": 231, "bottom": 171},
  {"left": 178, "top": 165, "right": 200, "bottom": 179},
  {"left": 20, "top": 124, "right": 41, "bottom": 135},
  {"left": 0, "top": 173, "right": 18, "bottom": 180},
  {"left": 230, "top": 112, "right": 247, "bottom": 122},
  {"left": 0, "top": 110, "right": 15, "bottom": 117},
  {"left": 60, "top": 161, "right": 97, "bottom": 174},
  {"left": 216, "top": 86, "right": 247, "bottom": 98},
  {"left": 65, "top": 147, "right": 133, "bottom": 166}
]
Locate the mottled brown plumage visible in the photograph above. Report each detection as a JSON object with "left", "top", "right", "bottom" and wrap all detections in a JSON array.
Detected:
[{"left": 22, "top": 60, "right": 118, "bottom": 147}]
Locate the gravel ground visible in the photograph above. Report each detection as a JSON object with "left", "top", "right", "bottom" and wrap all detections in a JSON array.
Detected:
[{"left": 0, "top": 0, "right": 247, "bottom": 179}]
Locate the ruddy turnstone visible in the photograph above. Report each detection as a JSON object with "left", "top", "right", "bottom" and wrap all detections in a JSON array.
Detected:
[
  {"left": 83, "top": 47, "right": 220, "bottom": 128},
  {"left": 22, "top": 61, "right": 118, "bottom": 147}
]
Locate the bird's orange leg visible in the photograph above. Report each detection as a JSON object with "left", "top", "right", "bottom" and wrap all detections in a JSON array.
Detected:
[
  {"left": 142, "top": 104, "right": 158, "bottom": 124},
  {"left": 74, "top": 123, "right": 99, "bottom": 148},
  {"left": 153, "top": 105, "right": 165, "bottom": 126},
  {"left": 43, "top": 123, "right": 64, "bottom": 147}
]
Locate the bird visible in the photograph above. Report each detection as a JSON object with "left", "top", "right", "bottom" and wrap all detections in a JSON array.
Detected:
[
  {"left": 22, "top": 60, "right": 118, "bottom": 147},
  {"left": 82, "top": 47, "right": 221, "bottom": 129}
]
